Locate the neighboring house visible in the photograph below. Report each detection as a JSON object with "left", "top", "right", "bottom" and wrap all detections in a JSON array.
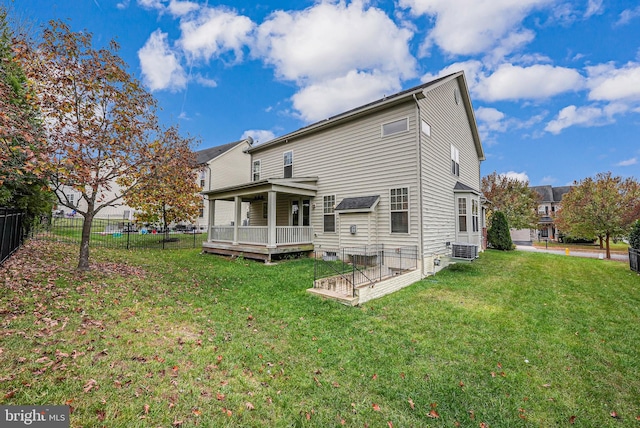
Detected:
[
  {"left": 510, "top": 185, "right": 572, "bottom": 243},
  {"left": 53, "top": 139, "right": 252, "bottom": 228},
  {"left": 195, "top": 139, "right": 253, "bottom": 230},
  {"left": 202, "top": 71, "right": 486, "bottom": 303}
]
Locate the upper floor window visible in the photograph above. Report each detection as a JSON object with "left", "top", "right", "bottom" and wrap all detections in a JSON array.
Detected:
[
  {"left": 66, "top": 193, "right": 76, "bottom": 207},
  {"left": 252, "top": 160, "right": 261, "bottom": 181},
  {"left": 458, "top": 197, "right": 467, "bottom": 232},
  {"left": 283, "top": 151, "right": 293, "bottom": 178},
  {"left": 451, "top": 145, "right": 460, "bottom": 176},
  {"left": 390, "top": 187, "right": 409, "bottom": 233},
  {"left": 382, "top": 118, "right": 408, "bottom": 137},
  {"left": 323, "top": 195, "right": 336, "bottom": 233}
]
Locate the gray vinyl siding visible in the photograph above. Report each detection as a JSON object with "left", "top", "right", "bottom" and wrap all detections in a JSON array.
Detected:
[
  {"left": 419, "top": 78, "right": 482, "bottom": 258},
  {"left": 251, "top": 102, "right": 419, "bottom": 250}
]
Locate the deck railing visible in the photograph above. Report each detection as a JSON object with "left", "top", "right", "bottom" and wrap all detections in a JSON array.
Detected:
[{"left": 210, "top": 225, "right": 313, "bottom": 245}]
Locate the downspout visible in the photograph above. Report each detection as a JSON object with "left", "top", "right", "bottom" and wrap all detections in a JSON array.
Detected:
[{"left": 413, "top": 93, "right": 425, "bottom": 277}]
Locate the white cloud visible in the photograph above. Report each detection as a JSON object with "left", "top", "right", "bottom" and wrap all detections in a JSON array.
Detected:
[
  {"left": 168, "top": 0, "right": 199, "bottom": 17},
  {"left": 255, "top": 1, "right": 415, "bottom": 83},
  {"left": 500, "top": 171, "right": 529, "bottom": 182},
  {"left": 138, "top": 29, "right": 187, "bottom": 92},
  {"left": 585, "top": 0, "right": 604, "bottom": 18},
  {"left": 178, "top": 6, "right": 255, "bottom": 63},
  {"left": 137, "top": 0, "right": 165, "bottom": 11},
  {"left": 253, "top": 1, "right": 416, "bottom": 122},
  {"left": 193, "top": 74, "right": 217, "bottom": 88},
  {"left": 475, "top": 63, "right": 584, "bottom": 101},
  {"left": 616, "top": 157, "right": 637, "bottom": 167},
  {"left": 544, "top": 104, "right": 617, "bottom": 134},
  {"left": 241, "top": 130, "right": 276, "bottom": 145},
  {"left": 540, "top": 176, "right": 556, "bottom": 184},
  {"left": 615, "top": 6, "right": 640, "bottom": 26},
  {"left": 586, "top": 62, "right": 640, "bottom": 102},
  {"left": 116, "top": 0, "right": 130, "bottom": 10},
  {"left": 399, "top": 0, "right": 553, "bottom": 57},
  {"left": 292, "top": 70, "right": 402, "bottom": 123}
]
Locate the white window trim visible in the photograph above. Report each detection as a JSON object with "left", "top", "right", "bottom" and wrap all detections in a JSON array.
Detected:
[
  {"left": 381, "top": 117, "right": 409, "bottom": 138},
  {"left": 283, "top": 150, "right": 293, "bottom": 178},
  {"left": 451, "top": 145, "right": 460, "bottom": 177},
  {"left": 323, "top": 194, "right": 336, "bottom": 233},
  {"left": 389, "top": 187, "right": 410, "bottom": 234},
  {"left": 252, "top": 159, "right": 261, "bottom": 182}
]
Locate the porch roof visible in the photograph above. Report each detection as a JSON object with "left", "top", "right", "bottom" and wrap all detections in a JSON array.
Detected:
[{"left": 202, "top": 177, "right": 319, "bottom": 201}]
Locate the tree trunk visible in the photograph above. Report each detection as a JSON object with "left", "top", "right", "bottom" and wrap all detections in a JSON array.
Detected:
[
  {"left": 78, "top": 212, "right": 93, "bottom": 271},
  {"left": 605, "top": 233, "right": 611, "bottom": 260},
  {"left": 598, "top": 236, "right": 604, "bottom": 249}
]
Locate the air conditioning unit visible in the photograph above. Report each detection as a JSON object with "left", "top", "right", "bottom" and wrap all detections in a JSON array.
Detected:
[{"left": 451, "top": 243, "right": 478, "bottom": 260}]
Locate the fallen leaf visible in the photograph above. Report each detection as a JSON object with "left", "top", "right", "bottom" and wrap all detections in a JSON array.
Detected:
[
  {"left": 387, "top": 422, "right": 393, "bottom": 428},
  {"left": 96, "top": 409, "right": 105, "bottom": 421},
  {"left": 569, "top": 415, "right": 576, "bottom": 424},
  {"left": 217, "top": 355, "right": 223, "bottom": 363},
  {"left": 143, "top": 404, "right": 150, "bottom": 414},
  {"left": 83, "top": 379, "right": 97, "bottom": 393},
  {"left": 400, "top": 372, "right": 405, "bottom": 379},
  {"left": 610, "top": 411, "right": 619, "bottom": 418},
  {"left": 372, "top": 374, "right": 378, "bottom": 380},
  {"left": 306, "top": 412, "right": 311, "bottom": 420},
  {"left": 4, "top": 391, "right": 16, "bottom": 400},
  {"left": 480, "top": 423, "right": 489, "bottom": 428},
  {"left": 542, "top": 383, "right": 551, "bottom": 388},
  {"left": 427, "top": 410, "right": 440, "bottom": 418},
  {"left": 408, "top": 398, "right": 414, "bottom": 410},
  {"left": 459, "top": 381, "right": 465, "bottom": 388},
  {"left": 172, "top": 419, "right": 183, "bottom": 426},
  {"left": 216, "top": 392, "right": 226, "bottom": 401},
  {"left": 192, "top": 408, "right": 201, "bottom": 416},
  {"left": 372, "top": 403, "right": 381, "bottom": 411},
  {"left": 245, "top": 402, "right": 255, "bottom": 410}
]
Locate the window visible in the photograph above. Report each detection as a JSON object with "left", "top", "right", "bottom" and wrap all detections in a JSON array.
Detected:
[
  {"left": 200, "top": 179, "right": 205, "bottom": 188},
  {"left": 252, "top": 160, "right": 261, "bottom": 181},
  {"left": 323, "top": 195, "right": 335, "bottom": 232},
  {"left": 382, "top": 118, "right": 408, "bottom": 137},
  {"left": 451, "top": 145, "right": 460, "bottom": 176},
  {"left": 123, "top": 210, "right": 130, "bottom": 220},
  {"left": 262, "top": 202, "right": 268, "bottom": 219},
  {"left": 198, "top": 200, "right": 204, "bottom": 218},
  {"left": 390, "top": 187, "right": 409, "bottom": 233},
  {"left": 283, "top": 151, "right": 293, "bottom": 178},
  {"left": 421, "top": 120, "right": 431, "bottom": 137},
  {"left": 472, "top": 199, "right": 479, "bottom": 232},
  {"left": 458, "top": 197, "right": 467, "bottom": 232},
  {"left": 540, "top": 228, "right": 549, "bottom": 238},
  {"left": 66, "top": 193, "right": 75, "bottom": 207}
]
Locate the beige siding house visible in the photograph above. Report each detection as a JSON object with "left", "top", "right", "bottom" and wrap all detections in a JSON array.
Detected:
[
  {"left": 195, "top": 139, "right": 252, "bottom": 230},
  {"left": 510, "top": 185, "right": 572, "bottom": 243},
  {"left": 203, "top": 72, "right": 485, "bottom": 303}
]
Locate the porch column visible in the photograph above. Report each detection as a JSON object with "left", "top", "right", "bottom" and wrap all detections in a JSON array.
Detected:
[
  {"left": 207, "top": 198, "right": 215, "bottom": 241},
  {"left": 267, "top": 190, "right": 277, "bottom": 248},
  {"left": 232, "top": 196, "right": 241, "bottom": 245}
]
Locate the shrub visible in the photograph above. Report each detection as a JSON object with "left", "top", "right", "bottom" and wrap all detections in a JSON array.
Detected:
[
  {"left": 487, "top": 211, "right": 513, "bottom": 250},
  {"left": 629, "top": 220, "right": 640, "bottom": 250}
]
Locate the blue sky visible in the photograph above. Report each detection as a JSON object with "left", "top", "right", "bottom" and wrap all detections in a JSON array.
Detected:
[{"left": 5, "top": 0, "right": 640, "bottom": 186}]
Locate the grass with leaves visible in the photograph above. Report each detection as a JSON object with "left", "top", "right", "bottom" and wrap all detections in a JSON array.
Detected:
[{"left": 1, "top": 241, "right": 639, "bottom": 427}]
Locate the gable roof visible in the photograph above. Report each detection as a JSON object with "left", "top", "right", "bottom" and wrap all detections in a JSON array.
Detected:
[
  {"left": 531, "top": 185, "right": 572, "bottom": 203},
  {"left": 247, "top": 72, "right": 484, "bottom": 161},
  {"left": 195, "top": 139, "right": 249, "bottom": 165}
]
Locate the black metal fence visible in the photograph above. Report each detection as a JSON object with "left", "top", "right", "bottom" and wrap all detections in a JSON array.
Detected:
[
  {"left": 630, "top": 248, "right": 640, "bottom": 273},
  {"left": 313, "top": 245, "right": 418, "bottom": 297},
  {"left": 31, "top": 216, "right": 207, "bottom": 250},
  {"left": 0, "top": 208, "right": 26, "bottom": 265}
]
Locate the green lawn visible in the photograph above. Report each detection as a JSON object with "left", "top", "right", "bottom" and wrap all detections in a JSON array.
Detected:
[{"left": 1, "top": 241, "right": 639, "bottom": 427}]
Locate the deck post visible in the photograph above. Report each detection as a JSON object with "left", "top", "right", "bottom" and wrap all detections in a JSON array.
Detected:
[
  {"left": 232, "top": 196, "right": 241, "bottom": 244},
  {"left": 207, "top": 199, "right": 215, "bottom": 241},
  {"left": 267, "top": 191, "right": 277, "bottom": 248}
]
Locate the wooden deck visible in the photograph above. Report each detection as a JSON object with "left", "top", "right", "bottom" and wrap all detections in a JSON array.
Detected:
[{"left": 202, "top": 241, "right": 314, "bottom": 262}]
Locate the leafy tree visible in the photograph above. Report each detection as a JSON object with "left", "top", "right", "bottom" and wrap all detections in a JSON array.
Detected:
[
  {"left": 122, "top": 126, "right": 202, "bottom": 237},
  {"left": 629, "top": 220, "right": 640, "bottom": 250},
  {"left": 481, "top": 171, "right": 540, "bottom": 229},
  {"left": 18, "top": 21, "right": 164, "bottom": 270},
  {"left": 487, "top": 211, "right": 513, "bottom": 250},
  {"left": 0, "top": 7, "right": 53, "bottom": 221},
  {"left": 555, "top": 172, "right": 640, "bottom": 259}
]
